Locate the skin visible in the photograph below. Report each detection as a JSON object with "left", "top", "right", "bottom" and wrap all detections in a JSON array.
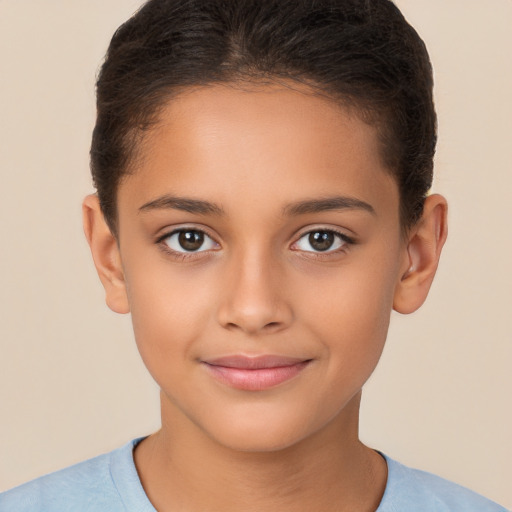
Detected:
[{"left": 83, "top": 82, "right": 447, "bottom": 511}]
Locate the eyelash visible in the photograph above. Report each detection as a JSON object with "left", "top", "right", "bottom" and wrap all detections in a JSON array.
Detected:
[
  {"left": 156, "top": 227, "right": 219, "bottom": 262},
  {"left": 292, "top": 228, "right": 355, "bottom": 259},
  {"left": 156, "top": 227, "right": 355, "bottom": 261}
]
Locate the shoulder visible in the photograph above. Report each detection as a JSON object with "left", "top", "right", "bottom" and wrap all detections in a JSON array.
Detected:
[
  {"left": 377, "top": 453, "right": 509, "bottom": 512},
  {"left": 0, "top": 437, "right": 153, "bottom": 512}
]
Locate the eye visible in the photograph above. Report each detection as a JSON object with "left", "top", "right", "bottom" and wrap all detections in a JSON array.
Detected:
[
  {"left": 293, "top": 229, "right": 352, "bottom": 253},
  {"left": 162, "top": 229, "right": 218, "bottom": 253}
]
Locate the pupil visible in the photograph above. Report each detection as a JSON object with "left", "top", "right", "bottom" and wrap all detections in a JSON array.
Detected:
[
  {"left": 178, "top": 231, "right": 204, "bottom": 251},
  {"left": 309, "top": 231, "right": 334, "bottom": 251}
]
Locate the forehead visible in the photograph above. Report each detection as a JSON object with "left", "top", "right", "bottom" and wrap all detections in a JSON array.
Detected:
[{"left": 119, "top": 82, "right": 398, "bottom": 221}]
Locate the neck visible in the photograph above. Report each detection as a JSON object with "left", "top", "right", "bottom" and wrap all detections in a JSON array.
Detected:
[{"left": 134, "top": 391, "right": 387, "bottom": 512}]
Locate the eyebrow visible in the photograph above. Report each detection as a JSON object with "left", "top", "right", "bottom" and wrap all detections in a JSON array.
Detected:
[
  {"left": 139, "top": 195, "right": 225, "bottom": 216},
  {"left": 138, "top": 194, "right": 375, "bottom": 217},
  {"left": 282, "top": 196, "right": 375, "bottom": 216}
]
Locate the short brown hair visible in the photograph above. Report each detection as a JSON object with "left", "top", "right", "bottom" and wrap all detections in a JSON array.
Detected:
[{"left": 91, "top": 0, "right": 436, "bottom": 234}]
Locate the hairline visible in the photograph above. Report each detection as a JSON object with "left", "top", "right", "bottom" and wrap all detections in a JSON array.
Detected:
[{"left": 104, "top": 77, "right": 413, "bottom": 238}]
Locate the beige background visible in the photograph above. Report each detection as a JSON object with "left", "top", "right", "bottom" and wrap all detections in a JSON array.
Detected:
[{"left": 0, "top": 0, "right": 511, "bottom": 508}]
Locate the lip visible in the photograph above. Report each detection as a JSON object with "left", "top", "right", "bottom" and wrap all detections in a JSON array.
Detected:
[{"left": 202, "top": 355, "right": 312, "bottom": 391}]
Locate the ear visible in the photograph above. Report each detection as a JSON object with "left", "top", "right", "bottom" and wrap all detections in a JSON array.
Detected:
[
  {"left": 393, "top": 194, "right": 448, "bottom": 314},
  {"left": 82, "top": 194, "right": 130, "bottom": 314}
]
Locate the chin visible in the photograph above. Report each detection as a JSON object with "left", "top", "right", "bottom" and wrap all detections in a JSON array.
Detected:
[
  {"left": 212, "top": 426, "right": 308, "bottom": 453},
  {"left": 201, "top": 405, "right": 321, "bottom": 454}
]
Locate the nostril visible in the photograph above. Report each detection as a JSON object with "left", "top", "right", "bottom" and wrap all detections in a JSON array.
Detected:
[{"left": 217, "top": 290, "right": 294, "bottom": 334}]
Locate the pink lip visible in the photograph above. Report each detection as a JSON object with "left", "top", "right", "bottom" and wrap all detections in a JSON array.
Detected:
[{"left": 202, "top": 355, "right": 311, "bottom": 391}]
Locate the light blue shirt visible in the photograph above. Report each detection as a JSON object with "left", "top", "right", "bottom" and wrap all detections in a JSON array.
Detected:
[{"left": 0, "top": 437, "right": 508, "bottom": 511}]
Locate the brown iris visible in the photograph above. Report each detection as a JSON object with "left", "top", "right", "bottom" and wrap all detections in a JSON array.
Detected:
[
  {"left": 309, "top": 231, "right": 335, "bottom": 252},
  {"left": 178, "top": 230, "right": 204, "bottom": 251}
]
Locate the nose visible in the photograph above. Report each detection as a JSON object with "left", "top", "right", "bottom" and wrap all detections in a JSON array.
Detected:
[{"left": 216, "top": 247, "right": 293, "bottom": 336}]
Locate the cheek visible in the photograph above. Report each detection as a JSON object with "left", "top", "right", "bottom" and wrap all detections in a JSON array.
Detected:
[
  {"left": 124, "top": 260, "right": 217, "bottom": 379},
  {"left": 296, "top": 252, "right": 400, "bottom": 372}
]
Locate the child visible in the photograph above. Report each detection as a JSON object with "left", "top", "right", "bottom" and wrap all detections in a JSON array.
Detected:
[{"left": 0, "top": 0, "right": 508, "bottom": 510}]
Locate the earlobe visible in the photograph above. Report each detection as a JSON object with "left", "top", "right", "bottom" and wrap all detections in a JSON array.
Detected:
[
  {"left": 393, "top": 194, "right": 448, "bottom": 314},
  {"left": 82, "top": 194, "right": 130, "bottom": 314}
]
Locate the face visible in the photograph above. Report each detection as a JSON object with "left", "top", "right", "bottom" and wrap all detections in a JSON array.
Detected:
[{"left": 114, "top": 82, "right": 408, "bottom": 452}]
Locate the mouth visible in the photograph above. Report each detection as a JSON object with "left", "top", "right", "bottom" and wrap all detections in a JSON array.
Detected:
[{"left": 202, "top": 355, "right": 312, "bottom": 391}]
